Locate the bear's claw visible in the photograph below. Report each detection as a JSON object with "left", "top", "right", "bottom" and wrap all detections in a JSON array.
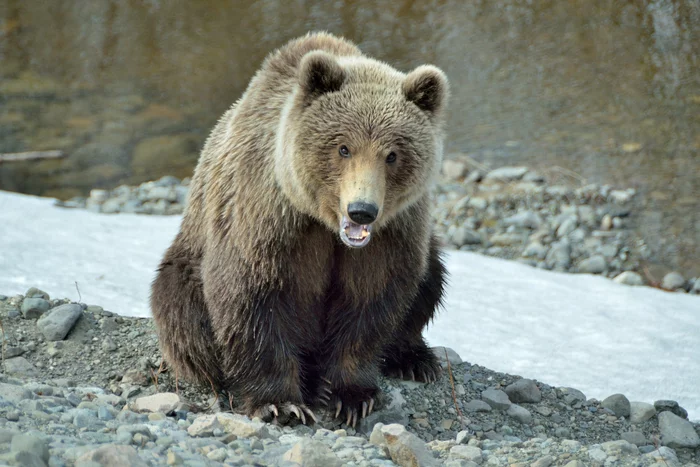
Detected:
[
  {"left": 252, "top": 402, "right": 316, "bottom": 425},
  {"left": 333, "top": 397, "right": 374, "bottom": 428}
]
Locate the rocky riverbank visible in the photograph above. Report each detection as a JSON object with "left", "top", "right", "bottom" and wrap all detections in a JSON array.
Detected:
[
  {"left": 55, "top": 158, "right": 700, "bottom": 295},
  {"left": 1, "top": 290, "right": 698, "bottom": 466}
]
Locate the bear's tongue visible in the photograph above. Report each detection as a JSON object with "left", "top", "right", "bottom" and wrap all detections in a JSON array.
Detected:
[{"left": 340, "top": 216, "right": 373, "bottom": 248}]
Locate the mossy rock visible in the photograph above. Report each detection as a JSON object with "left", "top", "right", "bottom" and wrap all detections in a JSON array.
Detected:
[
  {"left": 130, "top": 133, "right": 201, "bottom": 180},
  {"left": 54, "top": 163, "right": 128, "bottom": 189},
  {"left": 43, "top": 187, "right": 84, "bottom": 201},
  {"left": 0, "top": 71, "right": 61, "bottom": 98},
  {"left": 67, "top": 141, "right": 130, "bottom": 171}
]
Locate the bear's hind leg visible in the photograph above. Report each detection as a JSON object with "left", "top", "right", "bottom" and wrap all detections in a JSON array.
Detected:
[
  {"left": 150, "top": 238, "right": 225, "bottom": 390},
  {"left": 380, "top": 235, "right": 447, "bottom": 383}
]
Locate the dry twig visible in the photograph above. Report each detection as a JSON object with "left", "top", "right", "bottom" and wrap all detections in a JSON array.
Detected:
[
  {"left": 74, "top": 281, "right": 82, "bottom": 303},
  {"left": 444, "top": 347, "right": 465, "bottom": 430},
  {"left": 0, "top": 319, "right": 5, "bottom": 375}
]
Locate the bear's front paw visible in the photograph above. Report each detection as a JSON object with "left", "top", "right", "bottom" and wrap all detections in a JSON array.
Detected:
[
  {"left": 382, "top": 345, "right": 442, "bottom": 383},
  {"left": 329, "top": 385, "right": 378, "bottom": 428},
  {"left": 250, "top": 402, "right": 317, "bottom": 425}
]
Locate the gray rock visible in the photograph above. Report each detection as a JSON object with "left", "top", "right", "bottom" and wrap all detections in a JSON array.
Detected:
[
  {"left": 5, "top": 346, "right": 24, "bottom": 358},
  {"left": 11, "top": 434, "right": 50, "bottom": 463},
  {"left": 73, "top": 409, "right": 99, "bottom": 429},
  {"left": 465, "top": 170, "right": 483, "bottom": 184},
  {"left": 443, "top": 160, "right": 467, "bottom": 181},
  {"left": 531, "top": 456, "right": 554, "bottom": 467},
  {"left": 0, "top": 428, "right": 18, "bottom": 443},
  {"left": 449, "top": 445, "right": 483, "bottom": 463},
  {"left": 601, "top": 393, "right": 631, "bottom": 417},
  {"left": 690, "top": 278, "right": 700, "bottom": 295},
  {"left": 155, "top": 175, "right": 181, "bottom": 187},
  {"left": 101, "top": 337, "right": 117, "bottom": 352},
  {"left": 187, "top": 414, "right": 220, "bottom": 437},
  {"left": 377, "top": 423, "right": 438, "bottom": 467},
  {"left": 506, "top": 404, "right": 532, "bottom": 424},
  {"left": 115, "top": 424, "right": 154, "bottom": 441},
  {"left": 654, "top": 400, "right": 688, "bottom": 419},
  {"left": 20, "top": 298, "right": 51, "bottom": 319},
  {"left": 613, "top": 271, "right": 644, "bottom": 286},
  {"left": 283, "top": 439, "right": 342, "bottom": 466},
  {"left": 523, "top": 171, "right": 545, "bottom": 183},
  {"left": 97, "top": 406, "right": 114, "bottom": 421},
  {"left": 451, "top": 227, "right": 481, "bottom": 246},
  {"left": 76, "top": 445, "right": 148, "bottom": 467},
  {"left": 556, "top": 217, "right": 578, "bottom": 238},
  {"left": 490, "top": 233, "right": 523, "bottom": 246},
  {"left": 216, "top": 413, "right": 268, "bottom": 438},
  {"left": 36, "top": 304, "right": 83, "bottom": 341},
  {"left": 145, "top": 186, "right": 178, "bottom": 202},
  {"left": 358, "top": 388, "right": 408, "bottom": 434},
  {"left": 481, "top": 389, "right": 511, "bottom": 411},
  {"left": 485, "top": 166, "right": 528, "bottom": 182},
  {"left": 207, "top": 448, "right": 228, "bottom": 462},
  {"left": 577, "top": 255, "right": 607, "bottom": 274},
  {"left": 558, "top": 387, "right": 586, "bottom": 405},
  {"left": 658, "top": 411, "right": 700, "bottom": 448},
  {"left": 503, "top": 211, "right": 542, "bottom": 229},
  {"left": 522, "top": 242, "right": 548, "bottom": 260},
  {"left": 465, "top": 400, "right": 492, "bottom": 412},
  {"left": 0, "top": 382, "right": 35, "bottom": 404},
  {"left": 587, "top": 447, "right": 607, "bottom": 462},
  {"left": 4, "top": 356, "right": 37, "bottom": 377},
  {"left": 468, "top": 197, "right": 488, "bottom": 210},
  {"left": 100, "top": 198, "right": 123, "bottom": 214},
  {"left": 600, "top": 439, "right": 639, "bottom": 456},
  {"left": 629, "top": 401, "right": 656, "bottom": 423},
  {"left": 661, "top": 272, "right": 686, "bottom": 290},
  {"left": 504, "top": 379, "right": 541, "bottom": 403},
  {"left": 545, "top": 241, "right": 571, "bottom": 270},
  {"left": 432, "top": 346, "right": 463, "bottom": 366},
  {"left": 4, "top": 451, "right": 47, "bottom": 467},
  {"left": 644, "top": 447, "right": 678, "bottom": 463},
  {"left": 25, "top": 287, "right": 50, "bottom": 300},
  {"left": 131, "top": 392, "right": 179, "bottom": 414},
  {"left": 621, "top": 431, "right": 647, "bottom": 446},
  {"left": 89, "top": 189, "right": 109, "bottom": 203}
]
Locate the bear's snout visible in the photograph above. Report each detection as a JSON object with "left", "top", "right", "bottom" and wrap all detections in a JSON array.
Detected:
[{"left": 347, "top": 202, "right": 378, "bottom": 225}]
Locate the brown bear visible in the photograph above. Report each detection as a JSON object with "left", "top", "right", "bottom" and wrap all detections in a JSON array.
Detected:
[{"left": 150, "top": 31, "right": 449, "bottom": 426}]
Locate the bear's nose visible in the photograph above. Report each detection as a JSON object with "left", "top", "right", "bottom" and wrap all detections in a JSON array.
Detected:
[{"left": 347, "top": 202, "right": 378, "bottom": 225}]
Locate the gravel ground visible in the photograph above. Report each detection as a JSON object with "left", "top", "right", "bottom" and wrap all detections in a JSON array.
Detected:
[
  {"left": 55, "top": 158, "right": 700, "bottom": 296},
  {"left": 1, "top": 291, "right": 698, "bottom": 466}
]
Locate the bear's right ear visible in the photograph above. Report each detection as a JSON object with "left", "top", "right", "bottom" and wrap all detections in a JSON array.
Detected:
[
  {"left": 402, "top": 65, "right": 449, "bottom": 119},
  {"left": 298, "top": 51, "right": 346, "bottom": 104}
]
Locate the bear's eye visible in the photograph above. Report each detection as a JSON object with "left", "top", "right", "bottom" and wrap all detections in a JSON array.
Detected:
[
  {"left": 386, "top": 152, "right": 397, "bottom": 164},
  {"left": 339, "top": 145, "right": 350, "bottom": 158}
]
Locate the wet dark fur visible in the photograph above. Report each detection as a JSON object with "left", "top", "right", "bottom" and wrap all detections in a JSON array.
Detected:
[{"left": 150, "top": 32, "right": 449, "bottom": 420}]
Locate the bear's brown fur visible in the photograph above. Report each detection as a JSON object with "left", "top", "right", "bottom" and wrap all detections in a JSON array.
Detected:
[{"left": 151, "top": 32, "right": 450, "bottom": 425}]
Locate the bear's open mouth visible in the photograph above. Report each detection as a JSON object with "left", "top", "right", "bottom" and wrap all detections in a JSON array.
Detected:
[{"left": 339, "top": 216, "right": 373, "bottom": 248}]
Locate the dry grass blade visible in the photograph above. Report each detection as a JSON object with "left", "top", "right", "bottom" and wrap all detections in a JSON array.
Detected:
[
  {"left": 0, "top": 319, "right": 5, "bottom": 375},
  {"left": 203, "top": 374, "right": 219, "bottom": 411},
  {"left": 75, "top": 281, "right": 82, "bottom": 303},
  {"left": 444, "top": 347, "right": 465, "bottom": 430}
]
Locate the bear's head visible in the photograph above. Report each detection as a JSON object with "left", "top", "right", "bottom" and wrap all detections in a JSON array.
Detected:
[{"left": 275, "top": 50, "right": 449, "bottom": 248}]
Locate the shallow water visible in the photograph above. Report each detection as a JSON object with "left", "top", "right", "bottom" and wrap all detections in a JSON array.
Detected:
[{"left": 0, "top": 0, "right": 698, "bottom": 275}]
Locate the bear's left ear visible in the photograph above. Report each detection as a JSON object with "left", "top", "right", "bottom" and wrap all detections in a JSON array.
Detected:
[
  {"left": 298, "top": 51, "right": 346, "bottom": 105},
  {"left": 402, "top": 65, "right": 449, "bottom": 118}
]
